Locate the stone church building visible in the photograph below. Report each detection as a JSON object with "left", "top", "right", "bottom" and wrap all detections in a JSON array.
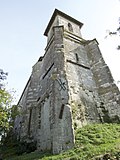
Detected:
[{"left": 14, "top": 9, "right": 120, "bottom": 154}]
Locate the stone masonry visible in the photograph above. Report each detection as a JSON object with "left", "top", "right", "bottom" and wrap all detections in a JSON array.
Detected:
[{"left": 14, "top": 9, "right": 120, "bottom": 154}]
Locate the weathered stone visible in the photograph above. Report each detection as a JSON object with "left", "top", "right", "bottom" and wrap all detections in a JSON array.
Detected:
[{"left": 14, "top": 9, "right": 120, "bottom": 154}]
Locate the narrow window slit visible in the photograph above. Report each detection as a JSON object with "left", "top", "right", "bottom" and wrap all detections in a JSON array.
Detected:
[
  {"left": 28, "top": 108, "right": 32, "bottom": 135},
  {"left": 42, "top": 63, "right": 54, "bottom": 79},
  {"left": 75, "top": 53, "right": 79, "bottom": 62},
  {"left": 59, "top": 104, "right": 64, "bottom": 119}
]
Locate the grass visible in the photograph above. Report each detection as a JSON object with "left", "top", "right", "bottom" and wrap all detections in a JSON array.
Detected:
[{"left": 3, "top": 123, "right": 120, "bottom": 160}]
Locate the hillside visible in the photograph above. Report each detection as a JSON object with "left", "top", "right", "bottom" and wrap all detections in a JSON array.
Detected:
[{"left": 3, "top": 123, "right": 120, "bottom": 160}]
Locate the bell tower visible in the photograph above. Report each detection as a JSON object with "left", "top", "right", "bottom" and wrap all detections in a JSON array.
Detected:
[{"left": 44, "top": 9, "right": 83, "bottom": 42}]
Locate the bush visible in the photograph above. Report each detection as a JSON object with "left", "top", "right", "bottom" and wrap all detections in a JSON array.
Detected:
[{"left": 16, "top": 141, "right": 37, "bottom": 155}]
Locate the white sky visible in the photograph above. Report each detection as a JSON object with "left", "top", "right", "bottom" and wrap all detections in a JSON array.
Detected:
[{"left": 0, "top": 0, "right": 120, "bottom": 102}]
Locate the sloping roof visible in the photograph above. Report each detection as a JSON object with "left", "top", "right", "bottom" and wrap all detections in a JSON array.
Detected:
[
  {"left": 44, "top": 9, "right": 83, "bottom": 36},
  {"left": 17, "top": 76, "right": 31, "bottom": 105}
]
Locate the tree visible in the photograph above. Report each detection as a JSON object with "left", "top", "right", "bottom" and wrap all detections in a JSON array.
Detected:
[
  {"left": 0, "top": 71, "right": 20, "bottom": 159},
  {"left": 0, "top": 69, "right": 12, "bottom": 136},
  {"left": 0, "top": 69, "right": 8, "bottom": 89},
  {"left": 105, "top": 17, "right": 120, "bottom": 50},
  {"left": 0, "top": 69, "right": 20, "bottom": 139}
]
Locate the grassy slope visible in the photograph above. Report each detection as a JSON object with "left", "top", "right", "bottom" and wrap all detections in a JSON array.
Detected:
[{"left": 5, "top": 123, "right": 120, "bottom": 160}]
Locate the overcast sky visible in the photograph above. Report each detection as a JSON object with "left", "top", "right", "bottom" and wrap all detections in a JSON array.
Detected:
[{"left": 0, "top": 0, "right": 120, "bottom": 102}]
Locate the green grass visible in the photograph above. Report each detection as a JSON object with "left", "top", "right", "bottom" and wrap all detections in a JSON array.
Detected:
[{"left": 4, "top": 123, "right": 120, "bottom": 160}]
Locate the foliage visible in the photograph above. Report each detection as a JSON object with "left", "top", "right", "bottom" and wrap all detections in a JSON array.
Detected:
[
  {"left": 0, "top": 135, "right": 37, "bottom": 159},
  {"left": 3, "top": 123, "right": 120, "bottom": 160},
  {"left": 105, "top": 17, "right": 120, "bottom": 50},
  {"left": 0, "top": 69, "right": 13, "bottom": 136},
  {"left": 0, "top": 89, "right": 12, "bottom": 135},
  {"left": 0, "top": 69, "right": 19, "bottom": 137},
  {"left": 14, "top": 140, "right": 37, "bottom": 156},
  {"left": 9, "top": 105, "right": 20, "bottom": 127},
  {"left": 0, "top": 69, "right": 8, "bottom": 89}
]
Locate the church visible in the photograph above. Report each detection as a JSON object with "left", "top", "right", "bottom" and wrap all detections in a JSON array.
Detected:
[{"left": 14, "top": 9, "right": 120, "bottom": 154}]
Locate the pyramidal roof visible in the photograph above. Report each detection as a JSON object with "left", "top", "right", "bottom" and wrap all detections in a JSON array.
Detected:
[{"left": 44, "top": 9, "right": 83, "bottom": 36}]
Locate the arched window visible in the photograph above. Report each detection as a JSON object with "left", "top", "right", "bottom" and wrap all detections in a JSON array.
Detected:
[{"left": 68, "top": 23, "right": 73, "bottom": 32}]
